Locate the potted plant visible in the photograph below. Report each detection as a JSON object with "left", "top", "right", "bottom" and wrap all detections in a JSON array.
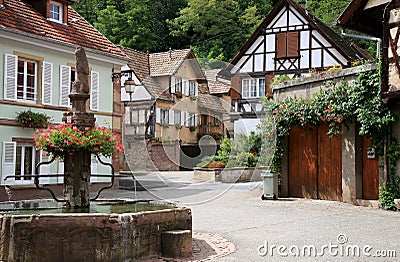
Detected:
[
  {"left": 175, "top": 123, "right": 182, "bottom": 129},
  {"left": 34, "top": 123, "right": 123, "bottom": 158},
  {"left": 175, "top": 92, "right": 183, "bottom": 99},
  {"left": 162, "top": 122, "right": 170, "bottom": 128},
  {"left": 189, "top": 126, "right": 196, "bottom": 132},
  {"left": 16, "top": 110, "right": 51, "bottom": 129}
]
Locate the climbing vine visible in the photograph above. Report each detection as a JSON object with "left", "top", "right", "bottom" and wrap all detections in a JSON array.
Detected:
[{"left": 263, "top": 66, "right": 400, "bottom": 209}]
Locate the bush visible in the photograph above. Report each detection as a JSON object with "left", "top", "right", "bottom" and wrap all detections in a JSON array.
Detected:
[{"left": 379, "top": 183, "right": 400, "bottom": 210}]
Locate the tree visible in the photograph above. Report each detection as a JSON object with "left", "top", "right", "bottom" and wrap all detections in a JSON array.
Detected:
[{"left": 168, "top": 0, "right": 272, "bottom": 62}]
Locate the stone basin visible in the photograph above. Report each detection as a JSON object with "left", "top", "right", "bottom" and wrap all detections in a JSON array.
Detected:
[{"left": 0, "top": 201, "right": 192, "bottom": 261}]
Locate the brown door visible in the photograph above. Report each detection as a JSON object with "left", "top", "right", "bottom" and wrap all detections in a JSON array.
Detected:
[
  {"left": 288, "top": 126, "right": 318, "bottom": 198},
  {"left": 362, "top": 137, "right": 379, "bottom": 199},
  {"left": 317, "top": 124, "right": 343, "bottom": 201}
]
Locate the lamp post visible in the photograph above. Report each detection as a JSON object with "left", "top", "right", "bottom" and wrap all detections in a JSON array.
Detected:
[{"left": 124, "top": 78, "right": 136, "bottom": 102}]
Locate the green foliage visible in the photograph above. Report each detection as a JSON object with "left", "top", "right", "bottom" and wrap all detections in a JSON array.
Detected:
[
  {"left": 16, "top": 110, "right": 51, "bottom": 129},
  {"left": 263, "top": 66, "right": 399, "bottom": 175},
  {"left": 379, "top": 180, "right": 400, "bottom": 210},
  {"left": 271, "top": 75, "right": 292, "bottom": 87}
]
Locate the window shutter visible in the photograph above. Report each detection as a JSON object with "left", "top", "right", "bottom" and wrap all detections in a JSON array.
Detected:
[
  {"left": 42, "top": 61, "right": 53, "bottom": 105},
  {"left": 90, "top": 71, "right": 99, "bottom": 110},
  {"left": 90, "top": 154, "right": 98, "bottom": 182},
  {"left": 195, "top": 82, "right": 199, "bottom": 96},
  {"left": 59, "top": 65, "right": 71, "bottom": 107},
  {"left": 287, "top": 31, "right": 299, "bottom": 57},
  {"left": 39, "top": 152, "right": 51, "bottom": 184},
  {"left": 4, "top": 54, "right": 17, "bottom": 101},
  {"left": 171, "top": 76, "right": 176, "bottom": 93},
  {"left": 183, "top": 80, "right": 189, "bottom": 96},
  {"left": 194, "top": 114, "right": 198, "bottom": 127},
  {"left": 2, "top": 142, "right": 16, "bottom": 185},
  {"left": 57, "top": 160, "right": 64, "bottom": 184},
  {"left": 169, "top": 109, "right": 174, "bottom": 125},
  {"left": 156, "top": 107, "right": 161, "bottom": 123},
  {"left": 276, "top": 32, "right": 287, "bottom": 58},
  {"left": 180, "top": 111, "right": 185, "bottom": 126},
  {"left": 230, "top": 76, "right": 241, "bottom": 99}
]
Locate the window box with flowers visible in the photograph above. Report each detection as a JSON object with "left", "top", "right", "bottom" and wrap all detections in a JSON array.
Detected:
[
  {"left": 175, "top": 123, "right": 182, "bottom": 129},
  {"left": 16, "top": 110, "right": 51, "bottom": 129},
  {"left": 175, "top": 92, "right": 183, "bottom": 99},
  {"left": 34, "top": 123, "right": 123, "bottom": 158},
  {"left": 189, "top": 126, "right": 196, "bottom": 132}
]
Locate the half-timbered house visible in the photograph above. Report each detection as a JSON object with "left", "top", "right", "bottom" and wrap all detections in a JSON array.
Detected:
[
  {"left": 225, "top": 0, "right": 371, "bottom": 133},
  {"left": 119, "top": 47, "right": 227, "bottom": 171}
]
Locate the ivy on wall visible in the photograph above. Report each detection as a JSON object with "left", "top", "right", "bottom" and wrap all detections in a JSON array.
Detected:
[{"left": 262, "top": 66, "right": 400, "bottom": 209}]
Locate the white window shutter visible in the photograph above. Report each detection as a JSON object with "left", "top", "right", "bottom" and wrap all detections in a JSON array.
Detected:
[
  {"left": 186, "top": 112, "right": 191, "bottom": 127},
  {"left": 39, "top": 152, "right": 51, "bottom": 184},
  {"left": 42, "top": 61, "right": 53, "bottom": 105},
  {"left": 4, "top": 54, "right": 17, "bottom": 101},
  {"left": 195, "top": 82, "right": 199, "bottom": 96},
  {"left": 195, "top": 114, "right": 198, "bottom": 127},
  {"left": 2, "top": 142, "right": 16, "bottom": 185},
  {"left": 171, "top": 76, "right": 176, "bottom": 93},
  {"left": 90, "top": 71, "right": 99, "bottom": 110},
  {"left": 57, "top": 160, "right": 64, "bottom": 184},
  {"left": 181, "top": 111, "right": 185, "bottom": 126},
  {"left": 156, "top": 107, "right": 161, "bottom": 123},
  {"left": 90, "top": 154, "right": 98, "bottom": 182},
  {"left": 183, "top": 80, "right": 189, "bottom": 96},
  {"left": 59, "top": 65, "right": 71, "bottom": 107},
  {"left": 169, "top": 109, "right": 174, "bottom": 125}
]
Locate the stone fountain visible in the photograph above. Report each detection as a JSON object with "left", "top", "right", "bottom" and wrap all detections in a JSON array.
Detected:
[{"left": 0, "top": 47, "right": 192, "bottom": 261}]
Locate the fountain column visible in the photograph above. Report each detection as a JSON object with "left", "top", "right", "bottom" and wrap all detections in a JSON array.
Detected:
[{"left": 61, "top": 47, "right": 96, "bottom": 209}]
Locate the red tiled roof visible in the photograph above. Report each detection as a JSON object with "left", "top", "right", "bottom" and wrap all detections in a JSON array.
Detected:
[
  {"left": 204, "top": 69, "right": 230, "bottom": 94},
  {"left": 119, "top": 46, "right": 150, "bottom": 82},
  {"left": 149, "top": 49, "right": 192, "bottom": 76},
  {"left": 0, "top": 0, "right": 128, "bottom": 60}
]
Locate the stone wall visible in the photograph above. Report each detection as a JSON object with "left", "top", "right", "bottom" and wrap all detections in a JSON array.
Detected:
[
  {"left": 0, "top": 208, "right": 192, "bottom": 261},
  {"left": 194, "top": 167, "right": 265, "bottom": 183},
  {"left": 148, "top": 142, "right": 180, "bottom": 171}
]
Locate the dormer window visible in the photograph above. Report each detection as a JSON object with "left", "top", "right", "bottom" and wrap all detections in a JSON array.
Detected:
[{"left": 49, "top": 1, "right": 63, "bottom": 23}]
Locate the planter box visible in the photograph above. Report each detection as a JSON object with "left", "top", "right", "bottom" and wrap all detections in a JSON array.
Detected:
[{"left": 193, "top": 167, "right": 267, "bottom": 183}]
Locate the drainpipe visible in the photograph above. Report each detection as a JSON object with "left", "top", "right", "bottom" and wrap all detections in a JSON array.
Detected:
[{"left": 340, "top": 28, "right": 382, "bottom": 59}]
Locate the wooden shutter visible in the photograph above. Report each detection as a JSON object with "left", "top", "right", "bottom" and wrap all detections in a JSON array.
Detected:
[
  {"left": 287, "top": 31, "right": 299, "bottom": 57},
  {"left": 39, "top": 152, "right": 51, "bottom": 184},
  {"left": 266, "top": 74, "right": 274, "bottom": 98},
  {"left": 169, "top": 109, "right": 174, "bottom": 125},
  {"left": 90, "top": 71, "right": 99, "bottom": 110},
  {"left": 4, "top": 54, "right": 17, "bottom": 101},
  {"left": 230, "top": 76, "right": 241, "bottom": 99},
  {"left": 2, "top": 142, "right": 16, "bottom": 184},
  {"left": 59, "top": 65, "right": 71, "bottom": 107},
  {"left": 276, "top": 32, "right": 287, "bottom": 58},
  {"left": 156, "top": 107, "right": 161, "bottom": 123},
  {"left": 42, "top": 61, "right": 53, "bottom": 105}
]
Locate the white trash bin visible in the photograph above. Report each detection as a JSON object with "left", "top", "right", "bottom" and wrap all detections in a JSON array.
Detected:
[{"left": 261, "top": 170, "right": 279, "bottom": 200}]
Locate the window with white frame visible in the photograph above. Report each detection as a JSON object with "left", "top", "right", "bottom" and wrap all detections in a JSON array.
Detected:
[
  {"left": 188, "top": 113, "right": 196, "bottom": 126},
  {"left": 242, "top": 78, "right": 266, "bottom": 98},
  {"left": 175, "top": 77, "right": 182, "bottom": 93},
  {"left": 4, "top": 54, "right": 53, "bottom": 105},
  {"left": 17, "top": 59, "right": 37, "bottom": 102},
  {"left": 49, "top": 1, "right": 63, "bottom": 23},
  {"left": 15, "top": 143, "right": 35, "bottom": 181},
  {"left": 189, "top": 82, "right": 196, "bottom": 96}
]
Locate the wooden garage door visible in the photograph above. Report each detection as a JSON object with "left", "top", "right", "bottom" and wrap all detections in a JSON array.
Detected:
[
  {"left": 317, "top": 124, "right": 342, "bottom": 201},
  {"left": 288, "top": 124, "right": 342, "bottom": 201},
  {"left": 362, "top": 137, "right": 379, "bottom": 200}
]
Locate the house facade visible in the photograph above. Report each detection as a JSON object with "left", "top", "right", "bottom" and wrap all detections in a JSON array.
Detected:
[
  {"left": 0, "top": 0, "right": 128, "bottom": 191},
  {"left": 120, "top": 47, "right": 228, "bottom": 171},
  {"left": 224, "top": 0, "right": 371, "bottom": 135}
]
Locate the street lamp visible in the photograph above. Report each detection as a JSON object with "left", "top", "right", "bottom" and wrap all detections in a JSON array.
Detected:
[{"left": 124, "top": 78, "right": 136, "bottom": 101}]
